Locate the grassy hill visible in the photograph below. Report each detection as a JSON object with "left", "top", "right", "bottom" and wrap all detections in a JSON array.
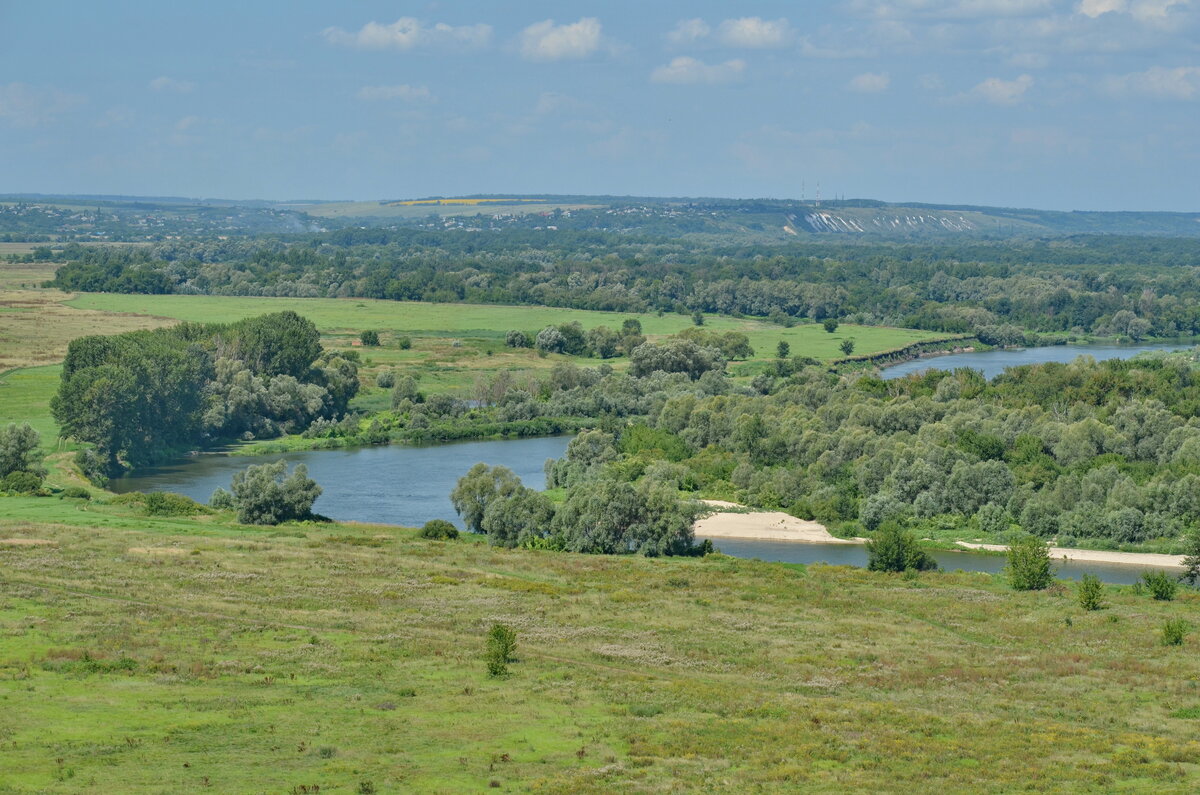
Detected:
[{"left": 1, "top": 507, "right": 1198, "bottom": 792}]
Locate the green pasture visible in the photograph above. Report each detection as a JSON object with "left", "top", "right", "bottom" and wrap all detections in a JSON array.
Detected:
[
  {"left": 1, "top": 506, "right": 1198, "bottom": 792},
  {"left": 65, "top": 293, "right": 950, "bottom": 365}
]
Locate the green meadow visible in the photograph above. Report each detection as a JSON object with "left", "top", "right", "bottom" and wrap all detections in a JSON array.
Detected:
[{"left": 1, "top": 507, "right": 1199, "bottom": 792}]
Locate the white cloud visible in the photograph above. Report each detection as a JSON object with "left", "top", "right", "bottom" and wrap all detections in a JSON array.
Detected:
[
  {"left": 1077, "top": 0, "right": 1191, "bottom": 22},
  {"left": 1104, "top": 65, "right": 1200, "bottom": 98},
  {"left": 323, "top": 18, "right": 492, "bottom": 50},
  {"left": 716, "top": 17, "right": 794, "bottom": 48},
  {"left": 968, "top": 73, "right": 1034, "bottom": 103},
  {"left": 651, "top": 56, "right": 746, "bottom": 84},
  {"left": 149, "top": 76, "right": 195, "bottom": 93},
  {"left": 853, "top": 0, "right": 1055, "bottom": 19},
  {"left": 0, "top": 82, "right": 81, "bottom": 127},
  {"left": 518, "top": 18, "right": 603, "bottom": 61},
  {"left": 356, "top": 84, "right": 432, "bottom": 102},
  {"left": 667, "top": 18, "right": 711, "bottom": 45},
  {"left": 849, "top": 71, "right": 891, "bottom": 92}
]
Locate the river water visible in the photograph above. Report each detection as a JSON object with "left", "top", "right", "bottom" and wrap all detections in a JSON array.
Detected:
[
  {"left": 881, "top": 342, "right": 1194, "bottom": 381},
  {"left": 111, "top": 435, "right": 572, "bottom": 529},
  {"left": 697, "top": 536, "right": 1168, "bottom": 586}
]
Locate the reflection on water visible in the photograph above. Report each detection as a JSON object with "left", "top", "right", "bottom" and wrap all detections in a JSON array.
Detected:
[
  {"left": 112, "top": 435, "right": 572, "bottom": 528},
  {"left": 881, "top": 342, "right": 1194, "bottom": 381}
]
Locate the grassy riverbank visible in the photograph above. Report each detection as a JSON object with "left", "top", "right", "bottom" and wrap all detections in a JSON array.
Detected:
[{"left": 2, "top": 506, "right": 1199, "bottom": 792}]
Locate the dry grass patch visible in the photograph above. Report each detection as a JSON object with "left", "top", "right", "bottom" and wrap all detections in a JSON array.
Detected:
[{"left": 0, "top": 290, "right": 173, "bottom": 372}]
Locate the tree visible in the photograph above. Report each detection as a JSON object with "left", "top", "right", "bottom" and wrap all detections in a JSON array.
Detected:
[
  {"left": 534, "top": 326, "right": 566, "bottom": 354},
  {"left": 486, "top": 623, "right": 517, "bottom": 677},
  {"left": 550, "top": 478, "right": 698, "bottom": 556},
  {"left": 1142, "top": 570, "right": 1178, "bottom": 601},
  {"left": 0, "top": 423, "right": 42, "bottom": 478},
  {"left": 776, "top": 340, "right": 790, "bottom": 359},
  {"left": 823, "top": 318, "right": 839, "bottom": 333},
  {"left": 866, "top": 522, "right": 937, "bottom": 572},
  {"left": 230, "top": 311, "right": 322, "bottom": 379},
  {"left": 359, "top": 330, "right": 380, "bottom": 346},
  {"left": 1077, "top": 574, "right": 1104, "bottom": 611},
  {"left": 585, "top": 326, "right": 620, "bottom": 359},
  {"left": 839, "top": 338, "right": 856, "bottom": 356},
  {"left": 1180, "top": 529, "right": 1200, "bottom": 586},
  {"left": 628, "top": 340, "right": 725, "bottom": 380},
  {"left": 1006, "top": 534, "right": 1053, "bottom": 590},
  {"left": 481, "top": 487, "right": 556, "bottom": 548},
  {"left": 419, "top": 519, "right": 459, "bottom": 540},
  {"left": 505, "top": 329, "right": 531, "bottom": 348},
  {"left": 692, "top": 311, "right": 704, "bottom": 326},
  {"left": 228, "top": 460, "right": 322, "bottom": 525},
  {"left": 450, "top": 463, "right": 524, "bottom": 533}
]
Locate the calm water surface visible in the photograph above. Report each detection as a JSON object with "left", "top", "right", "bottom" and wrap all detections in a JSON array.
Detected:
[
  {"left": 112, "top": 435, "right": 572, "bottom": 528},
  {"left": 699, "top": 536, "right": 1172, "bottom": 585},
  {"left": 881, "top": 342, "right": 1194, "bottom": 381}
]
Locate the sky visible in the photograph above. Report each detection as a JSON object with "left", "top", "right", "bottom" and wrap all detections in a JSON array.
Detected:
[{"left": 1, "top": 1, "right": 1197, "bottom": 210}]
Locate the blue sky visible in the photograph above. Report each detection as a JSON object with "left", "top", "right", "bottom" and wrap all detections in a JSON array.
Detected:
[{"left": 1, "top": 1, "right": 1197, "bottom": 210}]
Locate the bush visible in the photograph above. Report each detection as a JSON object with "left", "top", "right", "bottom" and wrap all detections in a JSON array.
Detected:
[
  {"left": 1163, "top": 618, "right": 1189, "bottom": 646},
  {"left": 229, "top": 460, "right": 322, "bottom": 525},
  {"left": 376, "top": 370, "right": 395, "bottom": 389},
  {"left": 1142, "top": 570, "right": 1178, "bottom": 601},
  {"left": 74, "top": 449, "right": 109, "bottom": 486},
  {"left": 839, "top": 338, "right": 856, "bottom": 356},
  {"left": 143, "top": 491, "right": 206, "bottom": 516},
  {"left": 209, "top": 487, "right": 235, "bottom": 510},
  {"left": 1006, "top": 534, "right": 1053, "bottom": 590},
  {"left": 397, "top": 336, "right": 412, "bottom": 350},
  {"left": 505, "top": 330, "right": 531, "bottom": 348},
  {"left": 1, "top": 470, "right": 43, "bottom": 494},
  {"left": 486, "top": 623, "right": 517, "bottom": 677},
  {"left": 419, "top": 519, "right": 460, "bottom": 540},
  {"left": 1077, "top": 573, "right": 1104, "bottom": 611},
  {"left": 359, "top": 330, "right": 380, "bottom": 346},
  {"left": 823, "top": 318, "right": 839, "bottom": 333},
  {"left": 60, "top": 486, "right": 91, "bottom": 500},
  {"left": 866, "top": 522, "right": 937, "bottom": 573},
  {"left": 0, "top": 422, "right": 42, "bottom": 478}
]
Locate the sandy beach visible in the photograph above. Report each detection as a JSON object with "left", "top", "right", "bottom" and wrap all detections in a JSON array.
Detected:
[
  {"left": 956, "top": 541, "right": 1186, "bottom": 569},
  {"left": 695, "top": 500, "right": 1188, "bottom": 569},
  {"left": 694, "top": 500, "right": 864, "bottom": 544}
]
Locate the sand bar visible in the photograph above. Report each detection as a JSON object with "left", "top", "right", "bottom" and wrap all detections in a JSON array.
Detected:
[
  {"left": 956, "top": 541, "right": 1185, "bottom": 569},
  {"left": 694, "top": 500, "right": 863, "bottom": 544}
]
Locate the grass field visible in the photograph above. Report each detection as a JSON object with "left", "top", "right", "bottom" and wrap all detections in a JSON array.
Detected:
[{"left": 1, "top": 506, "right": 1198, "bottom": 792}]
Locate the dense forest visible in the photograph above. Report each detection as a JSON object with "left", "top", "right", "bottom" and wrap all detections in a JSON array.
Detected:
[
  {"left": 50, "top": 231, "right": 1200, "bottom": 339},
  {"left": 52, "top": 311, "right": 359, "bottom": 479}
]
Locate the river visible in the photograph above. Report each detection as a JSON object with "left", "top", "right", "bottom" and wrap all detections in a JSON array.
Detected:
[
  {"left": 111, "top": 435, "right": 572, "bottom": 529},
  {"left": 697, "top": 536, "right": 1164, "bottom": 586},
  {"left": 881, "top": 342, "right": 1194, "bottom": 381}
]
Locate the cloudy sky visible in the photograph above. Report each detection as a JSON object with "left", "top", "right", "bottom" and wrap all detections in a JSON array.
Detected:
[{"left": 1, "top": 1, "right": 1197, "bottom": 209}]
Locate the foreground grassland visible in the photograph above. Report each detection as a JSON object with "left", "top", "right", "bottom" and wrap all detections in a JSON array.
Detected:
[{"left": 1, "top": 508, "right": 1198, "bottom": 792}]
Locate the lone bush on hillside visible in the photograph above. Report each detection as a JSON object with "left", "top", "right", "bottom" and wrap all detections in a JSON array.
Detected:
[
  {"left": 1163, "top": 619, "right": 1189, "bottom": 646},
  {"left": 1142, "top": 570, "right": 1178, "bottom": 601},
  {"left": 1077, "top": 574, "right": 1104, "bottom": 611},
  {"left": 1006, "top": 534, "right": 1053, "bottom": 590},
  {"left": 486, "top": 623, "right": 517, "bottom": 677},
  {"left": 823, "top": 318, "right": 839, "bottom": 333},
  {"left": 143, "top": 491, "right": 206, "bottom": 516},
  {"left": 359, "top": 330, "right": 380, "bottom": 346},
  {"left": 227, "top": 460, "right": 322, "bottom": 525},
  {"left": 376, "top": 370, "right": 395, "bottom": 389},
  {"left": 866, "top": 522, "right": 937, "bottom": 573},
  {"left": 419, "top": 519, "right": 459, "bottom": 540}
]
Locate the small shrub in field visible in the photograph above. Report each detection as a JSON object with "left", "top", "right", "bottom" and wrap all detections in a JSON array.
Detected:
[
  {"left": 1077, "top": 573, "right": 1104, "bottom": 611},
  {"left": 419, "top": 519, "right": 459, "bottom": 540},
  {"left": 1, "top": 470, "right": 43, "bottom": 494},
  {"left": 359, "top": 330, "right": 380, "bottom": 346},
  {"left": 866, "top": 522, "right": 937, "bottom": 573},
  {"left": 143, "top": 491, "right": 205, "bottom": 516},
  {"left": 823, "top": 318, "right": 839, "bottom": 333},
  {"left": 376, "top": 370, "right": 395, "bottom": 389},
  {"left": 1006, "top": 534, "right": 1053, "bottom": 591},
  {"left": 486, "top": 623, "right": 517, "bottom": 677},
  {"left": 1142, "top": 570, "right": 1178, "bottom": 601},
  {"left": 60, "top": 486, "right": 91, "bottom": 500},
  {"left": 397, "top": 336, "right": 412, "bottom": 350},
  {"left": 317, "top": 746, "right": 337, "bottom": 758},
  {"left": 1163, "top": 618, "right": 1189, "bottom": 646}
]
